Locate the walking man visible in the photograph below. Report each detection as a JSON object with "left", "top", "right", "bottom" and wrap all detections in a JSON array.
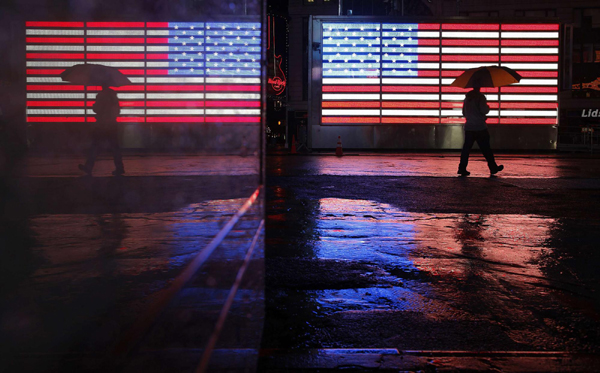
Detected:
[
  {"left": 457, "top": 87, "right": 503, "bottom": 177},
  {"left": 79, "top": 85, "right": 124, "bottom": 176}
]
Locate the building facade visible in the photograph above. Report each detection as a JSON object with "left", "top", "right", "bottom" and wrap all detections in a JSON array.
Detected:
[{"left": 286, "top": 0, "right": 600, "bottom": 150}]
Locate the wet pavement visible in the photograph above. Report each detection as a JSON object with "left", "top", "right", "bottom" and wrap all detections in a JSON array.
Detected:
[
  {"left": 3, "top": 152, "right": 600, "bottom": 371},
  {"left": 261, "top": 153, "right": 600, "bottom": 372},
  {"left": 1, "top": 154, "right": 264, "bottom": 372}
]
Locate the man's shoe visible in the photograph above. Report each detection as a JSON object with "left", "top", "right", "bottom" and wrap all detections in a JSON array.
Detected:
[
  {"left": 490, "top": 165, "right": 504, "bottom": 175},
  {"left": 457, "top": 169, "right": 470, "bottom": 176},
  {"left": 112, "top": 169, "right": 125, "bottom": 176},
  {"left": 78, "top": 164, "right": 92, "bottom": 175}
]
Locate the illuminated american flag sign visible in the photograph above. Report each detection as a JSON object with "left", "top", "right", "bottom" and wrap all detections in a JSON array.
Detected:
[
  {"left": 321, "top": 22, "right": 559, "bottom": 126},
  {"left": 26, "top": 21, "right": 261, "bottom": 124}
]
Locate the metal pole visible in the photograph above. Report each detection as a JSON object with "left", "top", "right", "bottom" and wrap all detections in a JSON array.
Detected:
[{"left": 338, "top": 0, "right": 343, "bottom": 16}]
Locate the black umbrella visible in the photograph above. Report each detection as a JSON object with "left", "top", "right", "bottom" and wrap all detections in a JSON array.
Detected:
[{"left": 60, "top": 63, "right": 131, "bottom": 87}]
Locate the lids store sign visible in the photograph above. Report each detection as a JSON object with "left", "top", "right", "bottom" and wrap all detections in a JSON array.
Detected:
[{"left": 582, "top": 109, "right": 600, "bottom": 117}]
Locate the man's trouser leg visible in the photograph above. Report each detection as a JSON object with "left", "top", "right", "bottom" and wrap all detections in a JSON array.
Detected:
[
  {"left": 458, "top": 131, "right": 476, "bottom": 172},
  {"left": 475, "top": 129, "right": 498, "bottom": 170}
]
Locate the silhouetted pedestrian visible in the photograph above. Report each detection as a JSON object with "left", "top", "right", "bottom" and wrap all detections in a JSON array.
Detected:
[
  {"left": 79, "top": 85, "right": 124, "bottom": 176},
  {"left": 457, "top": 87, "right": 503, "bottom": 177}
]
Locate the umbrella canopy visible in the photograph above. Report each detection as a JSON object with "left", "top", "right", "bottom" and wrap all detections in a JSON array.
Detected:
[
  {"left": 60, "top": 63, "right": 131, "bottom": 87},
  {"left": 450, "top": 65, "right": 522, "bottom": 88}
]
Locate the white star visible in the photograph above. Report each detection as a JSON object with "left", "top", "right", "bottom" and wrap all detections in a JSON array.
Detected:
[
  {"left": 206, "top": 25, "right": 210, "bottom": 29},
  {"left": 236, "top": 68, "right": 240, "bottom": 72},
  {"left": 244, "top": 63, "right": 248, "bottom": 67},
  {"left": 245, "top": 31, "right": 249, "bottom": 35},
  {"left": 198, "top": 63, "right": 201, "bottom": 66},
  {"left": 183, "top": 63, "right": 187, "bottom": 66},
  {"left": 244, "top": 43, "right": 247, "bottom": 46},
  {"left": 352, "top": 43, "right": 356, "bottom": 47},
  {"left": 174, "top": 36, "right": 179, "bottom": 40},
  {"left": 191, "top": 26, "right": 194, "bottom": 29},
  {"left": 214, "top": 42, "right": 217, "bottom": 46},
  {"left": 183, "top": 42, "right": 186, "bottom": 45},
  {"left": 207, "top": 68, "right": 210, "bottom": 71},
  {"left": 175, "top": 68, "right": 178, "bottom": 71},
  {"left": 207, "top": 58, "right": 210, "bottom": 62},
  {"left": 252, "top": 58, "right": 256, "bottom": 62},
  {"left": 408, "top": 27, "right": 412, "bottom": 31},
  {"left": 237, "top": 26, "right": 240, "bottom": 30},
  {"left": 191, "top": 36, "right": 194, "bottom": 40},
  {"left": 207, "top": 36, "right": 211, "bottom": 40},
  {"left": 197, "top": 31, "right": 201, "bottom": 35},
  {"left": 191, "top": 58, "right": 194, "bottom": 61},
  {"left": 344, "top": 37, "right": 348, "bottom": 41},
  {"left": 175, "top": 58, "right": 178, "bottom": 61},
  {"left": 221, "top": 36, "right": 225, "bottom": 40},
  {"left": 183, "top": 52, "right": 186, "bottom": 56},
  {"left": 229, "top": 52, "right": 233, "bottom": 55},
  {"left": 393, "top": 27, "right": 396, "bottom": 31},
  {"left": 237, "top": 36, "right": 240, "bottom": 40},
  {"left": 198, "top": 42, "right": 202, "bottom": 46},
  {"left": 190, "top": 47, "right": 194, "bottom": 51},
  {"left": 229, "top": 31, "right": 233, "bottom": 35},
  {"left": 183, "top": 31, "right": 186, "bottom": 34},
  {"left": 237, "top": 58, "right": 240, "bottom": 62},
  {"left": 191, "top": 68, "right": 194, "bottom": 72},
  {"left": 175, "top": 47, "right": 179, "bottom": 50},
  {"left": 336, "top": 43, "right": 340, "bottom": 47},
  {"left": 221, "top": 26, "right": 225, "bottom": 29},
  {"left": 229, "top": 63, "right": 233, "bottom": 66},
  {"left": 213, "top": 52, "right": 218, "bottom": 55},
  {"left": 222, "top": 68, "right": 225, "bottom": 71},
  {"left": 175, "top": 25, "right": 178, "bottom": 29},
  {"left": 221, "top": 58, "right": 225, "bottom": 62},
  {"left": 392, "top": 37, "right": 396, "bottom": 41},
  {"left": 252, "top": 26, "right": 256, "bottom": 30},
  {"left": 198, "top": 52, "right": 202, "bottom": 56}
]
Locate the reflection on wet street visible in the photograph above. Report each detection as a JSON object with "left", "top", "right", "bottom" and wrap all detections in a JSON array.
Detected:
[
  {"left": 264, "top": 181, "right": 600, "bottom": 354},
  {"left": 0, "top": 161, "right": 265, "bottom": 371}
]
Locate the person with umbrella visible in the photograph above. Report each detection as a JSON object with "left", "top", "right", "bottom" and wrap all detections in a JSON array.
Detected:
[
  {"left": 451, "top": 66, "right": 521, "bottom": 176},
  {"left": 60, "top": 64, "right": 130, "bottom": 176}
]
